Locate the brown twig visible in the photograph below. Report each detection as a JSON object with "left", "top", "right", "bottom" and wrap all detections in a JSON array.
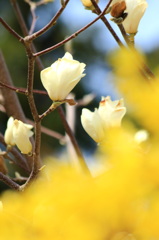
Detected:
[
  {"left": 10, "top": 0, "right": 44, "bottom": 71},
  {"left": 0, "top": 17, "right": 23, "bottom": 42},
  {"left": 0, "top": 172, "right": 20, "bottom": 190},
  {"left": 24, "top": 0, "right": 70, "bottom": 42},
  {"left": 0, "top": 83, "right": 65, "bottom": 141},
  {"left": 26, "top": 119, "right": 65, "bottom": 141},
  {"left": 10, "top": 0, "right": 29, "bottom": 36},
  {"left": 0, "top": 52, "right": 26, "bottom": 121},
  {"left": 0, "top": 81, "right": 48, "bottom": 96},
  {"left": 25, "top": 44, "right": 41, "bottom": 174},
  {"left": 29, "top": 5, "right": 38, "bottom": 35},
  {"left": 33, "top": 10, "right": 115, "bottom": 57},
  {"left": 90, "top": 0, "right": 123, "bottom": 47},
  {"left": 39, "top": 102, "right": 62, "bottom": 121}
]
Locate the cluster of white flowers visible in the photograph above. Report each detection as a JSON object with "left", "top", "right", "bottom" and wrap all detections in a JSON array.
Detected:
[
  {"left": 4, "top": 0, "right": 148, "bottom": 157},
  {"left": 4, "top": 53, "right": 86, "bottom": 154},
  {"left": 4, "top": 117, "right": 33, "bottom": 154}
]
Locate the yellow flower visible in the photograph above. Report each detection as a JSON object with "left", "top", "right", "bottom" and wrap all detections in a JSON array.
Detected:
[
  {"left": 4, "top": 117, "right": 33, "bottom": 154},
  {"left": 81, "top": 96, "right": 126, "bottom": 142},
  {"left": 40, "top": 52, "right": 86, "bottom": 101},
  {"left": 110, "top": 48, "right": 159, "bottom": 134}
]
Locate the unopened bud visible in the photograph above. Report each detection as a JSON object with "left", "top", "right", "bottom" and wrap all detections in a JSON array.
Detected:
[
  {"left": 110, "top": 1, "right": 126, "bottom": 18},
  {"left": 81, "top": 0, "right": 99, "bottom": 10}
]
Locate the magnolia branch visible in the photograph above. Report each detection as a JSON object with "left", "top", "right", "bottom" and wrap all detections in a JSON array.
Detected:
[
  {"left": 33, "top": 11, "right": 112, "bottom": 57},
  {"left": 0, "top": 17, "right": 23, "bottom": 42},
  {"left": 25, "top": 46, "right": 41, "bottom": 174},
  {"left": 25, "top": 0, "right": 70, "bottom": 41},
  {"left": 0, "top": 172, "right": 20, "bottom": 190}
]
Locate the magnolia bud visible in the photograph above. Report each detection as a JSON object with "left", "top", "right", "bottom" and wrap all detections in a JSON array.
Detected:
[
  {"left": 40, "top": 52, "right": 86, "bottom": 101},
  {"left": 110, "top": 1, "right": 126, "bottom": 18},
  {"left": 81, "top": 0, "right": 99, "bottom": 8},
  {"left": 4, "top": 117, "right": 33, "bottom": 154}
]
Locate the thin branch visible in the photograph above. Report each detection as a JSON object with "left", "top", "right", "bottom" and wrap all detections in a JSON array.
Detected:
[
  {"left": 25, "top": 45, "right": 41, "bottom": 173},
  {"left": 25, "top": 0, "right": 70, "bottom": 42},
  {"left": 0, "top": 81, "right": 48, "bottom": 95},
  {"left": 0, "top": 17, "right": 23, "bottom": 42},
  {"left": 26, "top": 52, "right": 39, "bottom": 121},
  {"left": 26, "top": 118, "right": 65, "bottom": 141},
  {"left": 0, "top": 82, "right": 27, "bottom": 95},
  {"left": 90, "top": 0, "right": 123, "bottom": 47},
  {"left": 33, "top": 121, "right": 41, "bottom": 173},
  {"left": 39, "top": 102, "right": 62, "bottom": 121},
  {"left": 0, "top": 51, "right": 26, "bottom": 121},
  {"left": 0, "top": 172, "right": 20, "bottom": 190},
  {"left": 10, "top": 0, "right": 45, "bottom": 71},
  {"left": 29, "top": 5, "right": 38, "bottom": 35},
  {"left": 10, "top": 0, "right": 29, "bottom": 36},
  {"left": 118, "top": 27, "right": 155, "bottom": 79},
  {"left": 142, "top": 63, "right": 155, "bottom": 80},
  {"left": 93, "top": 0, "right": 155, "bottom": 81},
  {"left": 34, "top": 10, "right": 114, "bottom": 57}
]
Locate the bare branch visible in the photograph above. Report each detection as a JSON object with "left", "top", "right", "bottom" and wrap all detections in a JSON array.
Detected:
[
  {"left": 0, "top": 17, "right": 23, "bottom": 42},
  {"left": 25, "top": 0, "right": 70, "bottom": 42},
  {"left": 90, "top": 0, "right": 123, "bottom": 46},
  {"left": 0, "top": 172, "right": 20, "bottom": 190},
  {"left": 0, "top": 52, "right": 26, "bottom": 121},
  {"left": 34, "top": 10, "right": 112, "bottom": 57}
]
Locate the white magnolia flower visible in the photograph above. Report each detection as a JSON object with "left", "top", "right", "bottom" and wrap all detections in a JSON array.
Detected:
[
  {"left": 4, "top": 117, "right": 33, "bottom": 154},
  {"left": 81, "top": 108, "right": 105, "bottom": 142},
  {"left": 110, "top": 0, "right": 148, "bottom": 34},
  {"left": 40, "top": 52, "right": 86, "bottom": 101},
  {"left": 98, "top": 96, "right": 126, "bottom": 129},
  {"left": 123, "top": 0, "right": 148, "bottom": 34},
  {"left": 81, "top": 96, "right": 126, "bottom": 143}
]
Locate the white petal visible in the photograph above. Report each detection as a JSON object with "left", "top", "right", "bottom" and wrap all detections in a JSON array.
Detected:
[
  {"left": 123, "top": 0, "right": 148, "bottom": 34},
  {"left": 13, "top": 120, "right": 33, "bottom": 154},
  {"left": 4, "top": 117, "right": 15, "bottom": 146},
  {"left": 81, "top": 108, "right": 105, "bottom": 142},
  {"left": 41, "top": 53, "right": 86, "bottom": 101}
]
